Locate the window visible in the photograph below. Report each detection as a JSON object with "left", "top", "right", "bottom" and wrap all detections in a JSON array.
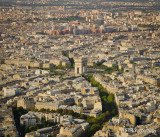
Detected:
[{"left": 77, "top": 68, "right": 79, "bottom": 74}]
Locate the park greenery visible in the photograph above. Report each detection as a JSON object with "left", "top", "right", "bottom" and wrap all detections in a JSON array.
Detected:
[
  {"left": 39, "top": 67, "right": 66, "bottom": 76},
  {"left": 40, "top": 65, "right": 70, "bottom": 70},
  {"left": 88, "top": 62, "right": 123, "bottom": 74},
  {"left": 138, "top": 24, "right": 160, "bottom": 30},
  {"left": 130, "top": 61, "right": 136, "bottom": 64},
  {"left": 0, "top": 62, "right": 5, "bottom": 65},
  {"left": 39, "top": 60, "right": 121, "bottom": 75},
  {"left": 81, "top": 74, "right": 118, "bottom": 136},
  {"left": 39, "top": 65, "right": 74, "bottom": 76}
]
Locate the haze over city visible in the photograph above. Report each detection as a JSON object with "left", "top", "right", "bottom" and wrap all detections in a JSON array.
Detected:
[{"left": 0, "top": 0, "right": 160, "bottom": 137}]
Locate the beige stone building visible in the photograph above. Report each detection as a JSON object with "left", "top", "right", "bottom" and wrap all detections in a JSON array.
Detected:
[
  {"left": 35, "top": 102, "right": 59, "bottom": 110},
  {"left": 119, "top": 112, "right": 136, "bottom": 126},
  {"left": 57, "top": 125, "right": 83, "bottom": 137},
  {"left": 17, "top": 97, "right": 35, "bottom": 110}
]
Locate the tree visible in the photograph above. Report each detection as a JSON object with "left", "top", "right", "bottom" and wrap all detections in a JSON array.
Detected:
[
  {"left": 78, "top": 103, "right": 83, "bottom": 107},
  {"left": 107, "top": 94, "right": 114, "bottom": 103},
  {"left": 69, "top": 57, "right": 74, "bottom": 68},
  {"left": 41, "top": 116, "right": 46, "bottom": 124},
  {"left": 56, "top": 109, "right": 63, "bottom": 114},
  {"left": 62, "top": 109, "right": 68, "bottom": 114},
  {"left": 111, "top": 109, "right": 117, "bottom": 115},
  {"left": 82, "top": 74, "right": 118, "bottom": 129},
  {"left": 28, "top": 126, "right": 35, "bottom": 131},
  {"left": 68, "top": 110, "right": 74, "bottom": 115},
  {"left": 46, "top": 108, "right": 50, "bottom": 113},
  {"left": 25, "top": 128, "right": 30, "bottom": 133},
  {"left": 40, "top": 108, "right": 46, "bottom": 112},
  {"left": 51, "top": 110, "right": 56, "bottom": 113},
  {"left": 86, "top": 124, "right": 100, "bottom": 136}
]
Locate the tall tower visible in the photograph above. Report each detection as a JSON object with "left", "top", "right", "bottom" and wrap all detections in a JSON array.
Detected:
[{"left": 75, "top": 57, "right": 87, "bottom": 74}]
